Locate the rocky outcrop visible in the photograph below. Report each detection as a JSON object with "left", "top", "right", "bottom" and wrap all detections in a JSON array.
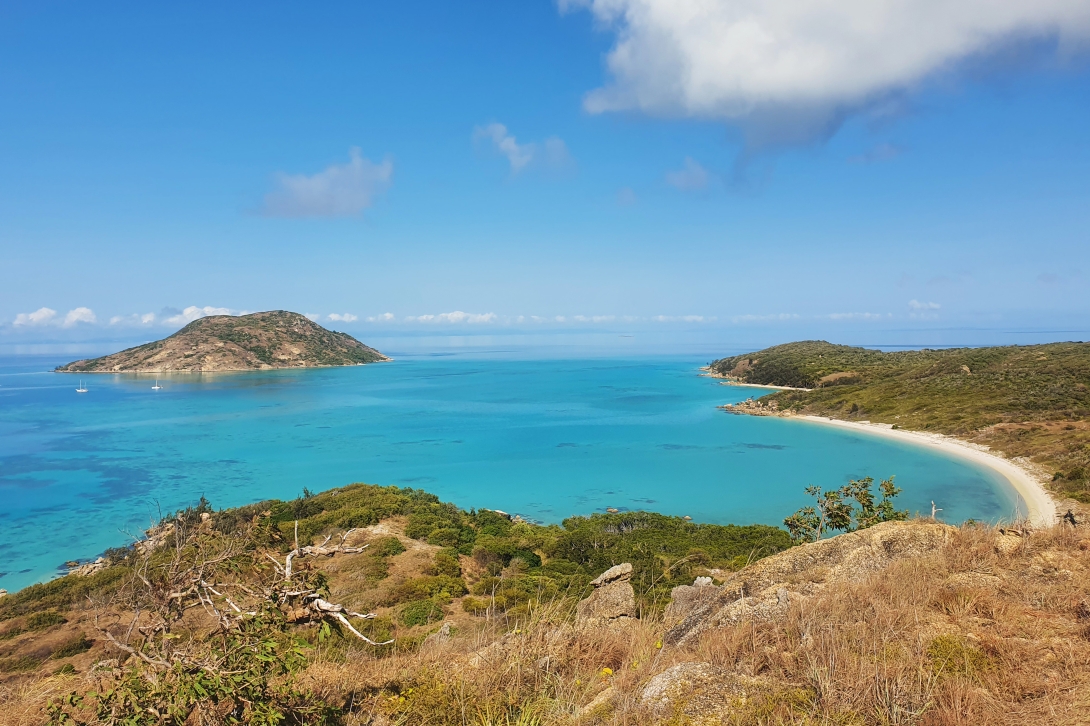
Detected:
[
  {"left": 719, "top": 397, "right": 791, "bottom": 416},
  {"left": 576, "top": 563, "right": 636, "bottom": 625},
  {"left": 67, "top": 557, "right": 109, "bottom": 577},
  {"left": 57, "top": 310, "right": 388, "bottom": 373},
  {"left": 640, "top": 662, "right": 771, "bottom": 724},
  {"left": 665, "top": 520, "right": 954, "bottom": 646},
  {"left": 663, "top": 577, "right": 720, "bottom": 629}
]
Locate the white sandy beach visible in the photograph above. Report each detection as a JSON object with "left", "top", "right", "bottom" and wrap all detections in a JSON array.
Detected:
[{"left": 795, "top": 416, "right": 1058, "bottom": 528}]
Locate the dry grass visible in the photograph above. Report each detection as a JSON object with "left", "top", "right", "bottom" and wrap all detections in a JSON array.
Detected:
[{"left": 6, "top": 522, "right": 1090, "bottom": 725}]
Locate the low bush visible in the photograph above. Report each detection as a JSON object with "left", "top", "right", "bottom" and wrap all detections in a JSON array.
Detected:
[
  {"left": 51, "top": 634, "right": 93, "bottom": 659},
  {"left": 399, "top": 599, "right": 445, "bottom": 628}
]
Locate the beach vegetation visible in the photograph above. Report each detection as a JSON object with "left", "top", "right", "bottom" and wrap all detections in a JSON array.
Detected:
[{"left": 712, "top": 340, "right": 1090, "bottom": 502}]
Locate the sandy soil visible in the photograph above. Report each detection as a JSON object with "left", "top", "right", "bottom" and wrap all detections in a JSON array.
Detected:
[{"left": 796, "top": 416, "right": 1058, "bottom": 528}]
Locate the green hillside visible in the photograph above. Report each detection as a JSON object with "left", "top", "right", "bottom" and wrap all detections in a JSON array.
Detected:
[{"left": 711, "top": 341, "right": 1090, "bottom": 502}]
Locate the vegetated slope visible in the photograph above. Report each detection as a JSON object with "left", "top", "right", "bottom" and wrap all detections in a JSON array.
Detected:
[
  {"left": 56, "top": 310, "right": 388, "bottom": 372},
  {"left": 5, "top": 486, "right": 1090, "bottom": 725},
  {"left": 711, "top": 341, "right": 1090, "bottom": 502},
  {"left": 0, "top": 485, "right": 789, "bottom": 723}
]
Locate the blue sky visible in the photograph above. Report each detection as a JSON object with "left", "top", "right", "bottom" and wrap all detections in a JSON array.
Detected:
[{"left": 2, "top": 1, "right": 1089, "bottom": 349}]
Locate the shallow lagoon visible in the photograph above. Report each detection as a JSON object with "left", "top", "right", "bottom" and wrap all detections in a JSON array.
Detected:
[{"left": 0, "top": 354, "right": 1022, "bottom": 592}]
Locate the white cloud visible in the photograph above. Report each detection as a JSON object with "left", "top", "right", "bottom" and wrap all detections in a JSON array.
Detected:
[
  {"left": 730, "top": 313, "right": 800, "bottom": 323},
  {"left": 652, "top": 314, "right": 709, "bottom": 322},
  {"left": 61, "top": 307, "right": 97, "bottom": 327},
  {"left": 828, "top": 312, "right": 886, "bottom": 320},
  {"left": 109, "top": 312, "right": 157, "bottom": 327},
  {"left": 561, "top": 0, "right": 1090, "bottom": 145},
  {"left": 164, "top": 306, "right": 236, "bottom": 326},
  {"left": 14, "top": 307, "right": 57, "bottom": 326},
  {"left": 12, "top": 307, "right": 97, "bottom": 327},
  {"left": 304, "top": 313, "right": 322, "bottom": 321},
  {"left": 262, "top": 147, "right": 393, "bottom": 218},
  {"left": 573, "top": 315, "right": 617, "bottom": 322},
  {"left": 665, "top": 157, "right": 711, "bottom": 191},
  {"left": 908, "top": 300, "right": 941, "bottom": 310},
  {"left": 328, "top": 313, "right": 358, "bottom": 322},
  {"left": 367, "top": 312, "right": 396, "bottom": 323},
  {"left": 407, "top": 311, "right": 498, "bottom": 324},
  {"left": 543, "top": 136, "right": 575, "bottom": 169},
  {"left": 473, "top": 124, "right": 574, "bottom": 174},
  {"left": 474, "top": 123, "right": 535, "bottom": 172}
]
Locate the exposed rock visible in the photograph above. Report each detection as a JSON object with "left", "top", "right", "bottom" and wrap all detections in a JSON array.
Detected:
[
  {"left": 422, "top": 622, "right": 453, "bottom": 649},
  {"left": 666, "top": 520, "right": 954, "bottom": 646},
  {"left": 68, "top": 557, "right": 108, "bottom": 577},
  {"left": 57, "top": 310, "right": 388, "bottom": 373},
  {"left": 135, "top": 522, "right": 176, "bottom": 557},
  {"left": 664, "top": 578, "right": 721, "bottom": 629},
  {"left": 577, "top": 563, "right": 636, "bottom": 624},
  {"left": 580, "top": 686, "right": 616, "bottom": 717},
  {"left": 640, "top": 662, "right": 770, "bottom": 723},
  {"left": 0, "top": 589, "right": 7, "bottom": 598},
  {"left": 719, "top": 397, "right": 791, "bottom": 417},
  {"left": 995, "top": 532, "right": 1025, "bottom": 555},
  {"left": 591, "top": 562, "right": 632, "bottom": 587}
]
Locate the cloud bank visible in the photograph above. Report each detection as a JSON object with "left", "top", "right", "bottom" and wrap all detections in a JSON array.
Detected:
[
  {"left": 107, "top": 306, "right": 240, "bottom": 327},
  {"left": 562, "top": 0, "right": 1090, "bottom": 146},
  {"left": 14, "top": 307, "right": 97, "bottom": 328},
  {"left": 407, "top": 311, "right": 499, "bottom": 324},
  {"left": 263, "top": 147, "right": 393, "bottom": 217}
]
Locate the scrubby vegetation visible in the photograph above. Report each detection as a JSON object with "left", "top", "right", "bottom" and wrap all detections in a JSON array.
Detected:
[
  {"left": 711, "top": 340, "right": 1090, "bottom": 502},
  {"left": 0, "top": 485, "right": 788, "bottom": 724},
  {"left": 4, "top": 489, "right": 1088, "bottom": 725}
]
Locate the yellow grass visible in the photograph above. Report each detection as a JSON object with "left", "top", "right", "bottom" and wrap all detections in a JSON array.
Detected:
[{"left": 6, "top": 522, "right": 1090, "bottom": 725}]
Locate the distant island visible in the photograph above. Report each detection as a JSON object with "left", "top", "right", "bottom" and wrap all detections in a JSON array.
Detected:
[
  {"left": 56, "top": 310, "right": 389, "bottom": 373},
  {"left": 709, "top": 340, "right": 1090, "bottom": 507}
]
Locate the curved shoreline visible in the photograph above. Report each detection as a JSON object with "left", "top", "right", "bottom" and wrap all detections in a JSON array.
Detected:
[{"left": 795, "top": 415, "right": 1058, "bottom": 528}]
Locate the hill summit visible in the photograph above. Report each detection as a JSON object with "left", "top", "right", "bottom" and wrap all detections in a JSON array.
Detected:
[{"left": 56, "top": 310, "right": 389, "bottom": 372}]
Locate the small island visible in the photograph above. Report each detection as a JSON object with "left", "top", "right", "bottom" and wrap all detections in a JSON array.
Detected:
[{"left": 55, "top": 310, "right": 389, "bottom": 373}]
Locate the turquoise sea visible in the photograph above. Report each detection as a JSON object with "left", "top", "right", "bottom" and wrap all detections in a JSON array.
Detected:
[{"left": 0, "top": 352, "right": 1022, "bottom": 593}]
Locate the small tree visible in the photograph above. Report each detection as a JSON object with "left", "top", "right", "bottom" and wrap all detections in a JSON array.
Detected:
[{"left": 783, "top": 476, "right": 907, "bottom": 543}]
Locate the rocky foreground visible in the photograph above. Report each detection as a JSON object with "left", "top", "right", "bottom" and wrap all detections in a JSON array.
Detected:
[
  {"left": 5, "top": 507, "right": 1089, "bottom": 725},
  {"left": 56, "top": 310, "right": 388, "bottom": 373}
]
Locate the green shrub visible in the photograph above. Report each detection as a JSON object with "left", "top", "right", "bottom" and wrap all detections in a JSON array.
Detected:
[
  {"left": 52, "top": 634, "right": 93, "bottom": 659},
  {"left": 461, "top": 596, "right": 490, "bottom": 614},
  {"left": 373, "top": 535, "right": 407, "bottom": 557},
  {"left": 400, "top": 599, "right": 445, "bottom": 627},
  {"left": 0, "top": 655, "right": 41, "bottom": 673},
  {"left": 385, "top": 575, "right": 468, "bottom": 606},
  {"left": 27, "top": 610, "right": 67, "bottom": 630},
  {"left": 0, "top": 568, "right": 126, "bottom": 621},
  {"left": 928, "top": 634, "right": 990, "bottom": 679},
  {"left": 433, "top": 552, "right": 462, "bottom": 578},
  {"left": 427, "top": 528, "right": 463, "bottom": 547}
]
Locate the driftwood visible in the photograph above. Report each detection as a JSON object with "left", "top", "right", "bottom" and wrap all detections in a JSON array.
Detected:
[
  {"left": 279, "top": 523, "right": 370, "bottom": 580},
  {"left": 95, "top": 517, "right": 393, "bottom": 670}
]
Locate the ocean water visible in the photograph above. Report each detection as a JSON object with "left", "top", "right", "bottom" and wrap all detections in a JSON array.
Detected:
[{"left": 0, "top": 354, "right": 1022, "bottom": 593}]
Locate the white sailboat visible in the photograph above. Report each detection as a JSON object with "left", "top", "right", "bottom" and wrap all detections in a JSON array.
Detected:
[
  {"left": 152, "top": 379, "right": 162, "bottom": 390},
  {"left": 76, "top": 380, "right": 88, "bottom": 393}
]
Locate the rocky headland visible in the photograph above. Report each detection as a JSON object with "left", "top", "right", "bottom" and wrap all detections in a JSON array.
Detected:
[{"left": 55, "top": 310, "right": 388, "bottom": 373}]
